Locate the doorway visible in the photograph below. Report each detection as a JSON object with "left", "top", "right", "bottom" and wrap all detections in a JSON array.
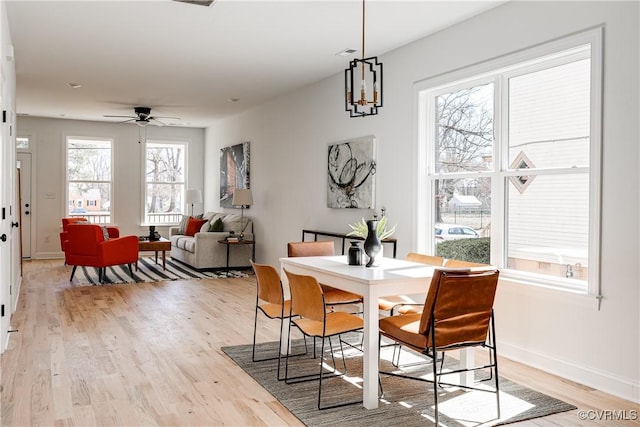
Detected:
[{"left": 16, "top": 152, "right": 31, "bottom": 258}]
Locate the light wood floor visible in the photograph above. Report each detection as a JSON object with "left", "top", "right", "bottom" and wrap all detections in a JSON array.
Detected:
[{"left": 1, "top": 259, "right": 637, "bottom": 426}]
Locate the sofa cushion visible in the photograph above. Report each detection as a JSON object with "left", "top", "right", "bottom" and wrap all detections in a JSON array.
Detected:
[
  {"left": 223, "top": 214, "right": 248, "bottom": 233},
  {"left": 185, "top": 217, "right": 207, "bottom": 236},
  {"left": 173, "top": 236, "right": 196, "bottom": 252},
  {"left": 177, "top": 215, "right": 190, "bottom": 234},
  {"left": 210, "top": 217, "right": 224, "bottom": 232}
]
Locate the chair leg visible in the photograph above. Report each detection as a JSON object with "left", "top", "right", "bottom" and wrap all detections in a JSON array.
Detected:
[
  {"left": 491, "top": 311, "right": 501, "bottom": 419},
  {"left": 69, "top": 265, "right": 77, "bottom": 281}
]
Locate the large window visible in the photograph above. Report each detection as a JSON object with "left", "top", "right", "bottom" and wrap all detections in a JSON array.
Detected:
[
  {"left": 144, "top": 140, "right": 186, "bottom": 225},
  {"left": 419, "top": 29, "right": 601, "bottom": 293},
  {"left": 66, "top": 138, "right": 113, "bottom": 224}
]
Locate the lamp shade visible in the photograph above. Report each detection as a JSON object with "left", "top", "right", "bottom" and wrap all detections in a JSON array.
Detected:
[
  {"left": 232, "top": 188, "right": 253, "bottom": 206},
  {"left": 186, "top": 189, "right": 202, "bottom": 204}
]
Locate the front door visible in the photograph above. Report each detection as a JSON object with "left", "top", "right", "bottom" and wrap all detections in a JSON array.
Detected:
[{"left": 16, "top": 152, "right": 31, "bottom": 258}]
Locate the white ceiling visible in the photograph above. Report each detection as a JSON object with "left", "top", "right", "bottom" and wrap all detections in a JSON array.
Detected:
[{"left": 6, "top": 0, "right": 506, "bottom": 128}]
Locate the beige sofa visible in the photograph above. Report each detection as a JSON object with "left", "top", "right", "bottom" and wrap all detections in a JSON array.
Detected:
[{"left": 169, "top": 212, "right": 254, "bottom": 270}]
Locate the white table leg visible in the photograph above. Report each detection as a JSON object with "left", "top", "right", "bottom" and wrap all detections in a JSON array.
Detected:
[
  {"left": 362, "top": 291, "right": 379, "bottom": 409},
  {"left": 459, "top": 348, "right": 474, "bottom": 386}
]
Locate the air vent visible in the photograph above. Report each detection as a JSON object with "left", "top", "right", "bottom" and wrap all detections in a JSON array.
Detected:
[{"left": 173, "top": 0, "right": 215, "bottom": 6}]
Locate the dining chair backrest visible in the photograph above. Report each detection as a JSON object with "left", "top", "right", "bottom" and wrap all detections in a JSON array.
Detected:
[
  {"left": 287, "top": 241, "right": 335, "bottom": 257},
  {"left": 406, "top": 252, "right": 444, "bottom": 266},
  {"left": 418, "top": 268, "right": 499, "bottom": 349},
  {"left": 284, "top": 269, "right": 326, "bottom": 323},
  {"left": 251, "top": 261, "right": 284, "bottom": 306},
  {"left": 443, "top": 259, "right": 488, "bottom": 268}
]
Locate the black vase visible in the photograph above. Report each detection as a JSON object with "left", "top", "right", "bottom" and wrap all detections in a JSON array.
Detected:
[
  {"left": 348, "top": 241, "right": 363, "bottom": 266},
  {"left": 364, "top": 219, "right": 382, "bottom": 267}
]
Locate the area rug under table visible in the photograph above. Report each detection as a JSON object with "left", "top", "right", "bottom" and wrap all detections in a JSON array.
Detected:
[
  {"left": 222, "top": 339, "right": 576, "bottom": 427},
  {"left": 71, "top": 256, "right": 250, "bottom": 285}
]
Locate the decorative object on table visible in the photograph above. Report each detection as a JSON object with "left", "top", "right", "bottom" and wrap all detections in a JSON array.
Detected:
[
  {"left": 346, "top": 212, "right": 396, "bottom": 240},
  {"left": 148, "top": 225, "right": 161, "bottom": 241},
  {"left": 344, "top": 0, "right": 383, "bottom": 117},
  {"left": 231, "top": 188, "right": 253, "bottom": 239},
  {"left": 327, "top": 135, "right": 376, "bottom": 209},
  {"left": 220, "top": 142, "right": 250, "bottom": 208},
  {"left": 363, "top": 218, "right": 382, "bottom": 267},
  {"left": 185, "top": 189, "right": 202, "bottom": 216},
  {"left": 347, "top": 241, "right": 363, "bottom": 266}
]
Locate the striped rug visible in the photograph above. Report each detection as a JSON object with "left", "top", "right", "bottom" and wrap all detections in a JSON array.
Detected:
[{"left": 72, "top": 256, "right": 250, "bottom": 285}]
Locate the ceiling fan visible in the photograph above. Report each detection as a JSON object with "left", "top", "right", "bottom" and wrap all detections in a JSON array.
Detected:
[{"left": 104, "top": 106, "right": 180, "bottom": 127}]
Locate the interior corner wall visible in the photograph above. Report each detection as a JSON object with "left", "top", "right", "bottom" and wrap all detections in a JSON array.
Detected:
[
  {"left": 205, "top": 1, "right": 639, "bottom": 403},
  {"left": 16, "top": 116, "right": 205, "bottom": 259}
]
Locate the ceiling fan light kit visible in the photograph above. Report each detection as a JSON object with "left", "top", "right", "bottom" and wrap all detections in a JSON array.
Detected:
[
  {"left": 104, "top": 106, "right": 180, "bottom": 127},
  {"left": 345, "top": 0, "right": 383, "bottom": 118}
]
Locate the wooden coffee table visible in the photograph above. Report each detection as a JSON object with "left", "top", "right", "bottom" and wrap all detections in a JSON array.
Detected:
[{"left": 138, "top": 237, "right": 171, "bottom": 270}]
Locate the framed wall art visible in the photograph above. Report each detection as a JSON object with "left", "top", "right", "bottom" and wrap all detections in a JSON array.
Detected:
[
  {"left": 220, "top": 141, "right": 250, "bottom": 208},
  {"left": 327, "top": 135, "right": 376, "bottom": 209}
]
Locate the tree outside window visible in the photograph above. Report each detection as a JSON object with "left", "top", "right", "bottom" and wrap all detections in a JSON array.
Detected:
[
  {"left": 66, "top": 138, "right": 112, "bottom": 224},
  {"left": 145, "top": 141, "right": 186, "bottom": 225}
]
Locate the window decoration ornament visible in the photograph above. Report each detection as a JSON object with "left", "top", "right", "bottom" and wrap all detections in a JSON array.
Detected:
[
  {"left": 345, "top": 0, "right": 383, "bottom": 117},
  {"left": 509, "top": 151, "right": 536, "bottom": 193}
]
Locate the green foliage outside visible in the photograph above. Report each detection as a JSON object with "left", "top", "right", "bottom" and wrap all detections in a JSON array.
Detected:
[{"left": 435, "top": 237, "right": 490, "bottom": 264}]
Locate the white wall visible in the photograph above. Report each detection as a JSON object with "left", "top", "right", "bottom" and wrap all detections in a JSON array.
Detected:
[
  {"left": 205, "top": 1, "right": 639, "bottom": 402},
  {"left": 16, "top": 116, "right": 205, "bottom": 259}
]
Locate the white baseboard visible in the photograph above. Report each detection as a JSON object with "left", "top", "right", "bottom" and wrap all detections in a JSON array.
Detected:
[
  {"left": 33, "top": 251, "right": 64, "bottom": 260},
  {"left": 499, "top": 341, "right": 639, "bottom": 404}
]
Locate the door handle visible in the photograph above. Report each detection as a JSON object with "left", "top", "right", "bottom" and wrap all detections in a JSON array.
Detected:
[
  {"left": 0, "top": 234, "right": 7, "bottom": 242},
  {"left": 11, "top": 222, "right": 19, "bottom": 228}
]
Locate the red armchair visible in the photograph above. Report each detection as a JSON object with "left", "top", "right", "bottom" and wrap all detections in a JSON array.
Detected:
[
  {"left": 66, "top": 224, "right": 139, "bottom": 283},
  {"left": 60, "top": 218, "right": 119, "bottom": 263}
]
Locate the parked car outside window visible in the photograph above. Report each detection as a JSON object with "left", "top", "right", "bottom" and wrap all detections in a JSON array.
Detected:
[{"left": 435, "top": 223, "right": 479, "bottom": 241}]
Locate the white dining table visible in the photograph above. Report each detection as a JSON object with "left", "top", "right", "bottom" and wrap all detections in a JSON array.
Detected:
[{"left": 280, "top": 255, "right": 441, "bottom": 409}]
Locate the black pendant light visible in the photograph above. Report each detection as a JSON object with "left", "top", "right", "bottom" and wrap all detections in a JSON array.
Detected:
[{"left": 345, "top": 0, "right": 383, "bottom": 117}]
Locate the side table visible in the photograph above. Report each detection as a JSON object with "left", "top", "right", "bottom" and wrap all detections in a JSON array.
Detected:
[
  {"left": 138, "top": 237, "right": 171, "bottom": 270},
  {"left": 218, "top": 239, "right": 256, "bottom": 268}
]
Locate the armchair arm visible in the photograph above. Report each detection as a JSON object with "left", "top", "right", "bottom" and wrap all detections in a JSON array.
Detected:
[{"left": 98, "top": 236, "right": 139, "bottom": 266}]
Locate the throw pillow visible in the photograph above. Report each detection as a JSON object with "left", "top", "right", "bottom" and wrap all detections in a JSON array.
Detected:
[
  {"left": 177, "top": 215, "right": 190, "bottom": 234},
  {"left": 101, "top": 226, "right": 110, "bottom": 241},
  {"left": 209, "top": 218, "right": 224, "bottom": 232},
  {"left": 185, "top": 217, "right": 208, "bottom": 236}
]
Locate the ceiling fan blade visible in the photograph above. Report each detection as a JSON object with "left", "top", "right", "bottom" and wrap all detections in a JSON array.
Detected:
[
  {"left": 149, "top": 118, "right": 166, "bottom": 127},
  {"left": 152, "top": 115, "right": 181, "bottom": 120}
]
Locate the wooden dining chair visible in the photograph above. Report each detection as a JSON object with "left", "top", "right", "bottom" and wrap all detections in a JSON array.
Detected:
[
  {"left": 251, "top": 260, "right": 307, "bottom": 380},
  {"left": 379, "top": 267, "right": 501, "bottom": 426},
  {"left": 287, "top": 241, "right": 363, "bottom": 309},
  {"left": 283, "top": 268, "right": 364, "bottom": 410}
]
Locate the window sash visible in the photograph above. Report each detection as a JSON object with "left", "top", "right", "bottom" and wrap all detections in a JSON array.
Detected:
[{"left": 416, "top": 28, "right": 602, "bottom": 296}]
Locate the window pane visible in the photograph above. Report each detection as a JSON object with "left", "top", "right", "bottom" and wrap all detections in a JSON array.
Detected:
[
  {"left": 509, "top": 58, "right": 590, "bottom": 169},
  {"left": 16, "top": 137, "right": 29, "bottom": 149},
  {"left": 507, "top": 173, "right": 588, "bottom": 281},
  {"left": 68, "top": 140, "right": 111, "bottom": 181},
  {"left": 434, "top": 177, "right": 491, "bottom": 263},
  {"left": 145, "top": 142, "right": 186, "bottom": 224},
  {"left": 146, "top": 144, "right": 185, "bottom": 182},
  {"left": 435, "top": 83, "right": 494, "bottom": 173},
  {"left": 146, "top": 183, "right": 184, "bottom": 224},
  {"left": 68, "top": 182, "right": 111, "bottom": 223}
]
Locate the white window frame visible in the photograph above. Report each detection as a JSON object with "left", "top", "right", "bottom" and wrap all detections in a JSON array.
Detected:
[
  {"left": 142, "top": 139, "right": 188, "bottom": 226},
  {"left": 415, "top": 28, "right": 602, "bottom": 296},
  {"left": 65, "top": 136, "right": 114, "bottom": 225}
]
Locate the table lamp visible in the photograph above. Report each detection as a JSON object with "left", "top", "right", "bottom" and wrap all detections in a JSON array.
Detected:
[
  {"left": 186, "top": 189, "right": 202, "bottom": 216},
  {"left": 232, "top": 188, "right": 253, "bottom": 238}
]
